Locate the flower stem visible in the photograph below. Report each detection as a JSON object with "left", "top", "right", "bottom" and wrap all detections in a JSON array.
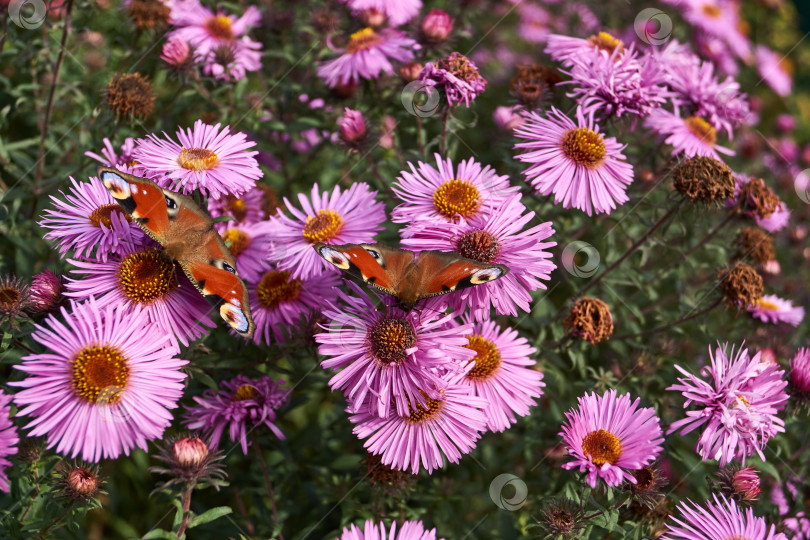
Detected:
[
  {"left": 416, "top": 115, "right": 426, "bottom": 157},
  {"left": 252, "top": 434, "right": 284, "bottom": 540},
  {"left": 176, "top": 486, "right": 193, "bottom": 538},
  {"left": 439, "top": 108, "right": 449, "bottom": 155}
]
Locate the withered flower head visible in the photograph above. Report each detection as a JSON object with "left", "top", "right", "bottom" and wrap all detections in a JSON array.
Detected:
[
  {"left": 149, "top": 433, "right": 228, "bottom": 491},
  {"left": 734, "top": 227, "right": 775, "bottom": 265},
  {"left": 564, "top": 297, "right": 613, "bottom": 344},
  {"left": 17, "top": 437, "right": 43, "bottom": 465},
  {"left": 672, "top": 156, "right": 735, "bottom": 204},
  {"left": 510, "top": 63, "right": 561, "bottom": 109},
  {"left": 711, "top": 464, "right": 761, "bottom": 503},
  {"left": 55, "top": 462, "right": 104, "bottom": 502},
  {"left": 105, "top": 73, "right": 155, "bottom": 120},
  {"left": 127, "top": 0, "right": 171, "bottom": 30},
  {"left": 362, "top": 454, "right": 412, "bottom": 496},
  {"left": 624, "top": 464, "right": 669, "bottom": 509},
  {"left": 538, "top": 498, "right": 586, "bottom": 537},
  {"left": 737, "top": 177, "right": 781, "bottom": 219},
  {"left": 719, "top": 262, "right": 763, "bottom": 307},
  {"left": 0, "top": 274, "right": 29, "bottom": 320}
]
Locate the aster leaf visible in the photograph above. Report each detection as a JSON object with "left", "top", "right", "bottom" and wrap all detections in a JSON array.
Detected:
[{"left": 187, "top": 506, "right": 233, "bottom": 528}]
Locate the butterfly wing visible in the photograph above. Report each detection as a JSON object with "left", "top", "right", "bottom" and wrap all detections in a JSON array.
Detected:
[
  {"left": 313, "top": 243, "right": 415, "bottom": 297},
  {"left": 98, "top": 167, "right": 255, "bottom": 339},
  {"left": 414, "top": 250, "right": 509, "bottom": 300}
]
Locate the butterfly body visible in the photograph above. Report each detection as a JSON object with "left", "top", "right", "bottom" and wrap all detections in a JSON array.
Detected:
[
  {"left": 313, "top": 242, "right": 508, "bottom": 310},
  {"left": 98, "top": 167, "right": 255, "bottom": 338}
]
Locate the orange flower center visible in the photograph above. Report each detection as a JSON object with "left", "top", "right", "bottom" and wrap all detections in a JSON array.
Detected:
[
  {"left": 227, "top": 195, "right": 248, "bottom": 221},
  {"left": 346, "top": 27, "right": 383, "bottom": 54},
  {"left": 464, "top": 335, "right": 502, "bottom": 380},
  {"left": 407, "top": 391, "right": 443, "bottom": 423},
  {"left": 684, "top": 116, "right": 717, "bottom": 147},
  {"left": 117, "top": 249, "right": 176, "bottom": 305},
  {"left": 587, "top": 31, "right": 624, "bottom": 54},
  {"left": 178, "top": 147, "right": 219, "bottom": 171},
  {"left": 232, "top": 384, "right": 259, "bottom": 401},
  {"left": 432, "top": 179, "right": 480, "bottom": 219},
  {"left": 302, "top": 209, "right": 343, "bottom": 243},
  {"left": 222, "top": 228, "right": 251, "bottom": 257},
  {"left": 71, "top": 345, "right": 130, "bottom": 404},
  {"left": 370, "top": 318, "right": 416, "bottom": 365},
  {"left": 205, "top": 14, "right": 234, "bottom": 40},
  {"left": 701, "top": 4, "right": 722, "bottom": 18},
  {"left": 256, "top": 270, "right": 301, "bottom": 310},
  {"left": 581, "top": 429, "right": 622, "bottom": 466},
  {"left": 89, "top": 203, "right": 131, "bottom": 228},
  {"left": 562, "top": 128, "right": 606, "bottom": 168}
]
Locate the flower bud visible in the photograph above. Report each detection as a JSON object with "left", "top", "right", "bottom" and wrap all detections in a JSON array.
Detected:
[
  {"left": 173, "top": 436, "right": 209, "bottom": 469},
  {"left": 492, "top": 106, "right": 524, "bottom": 132},
  {"left": 161, "top": 36, "right": 191, "bottom": 67},
  {"left": 338, "top": 108, "right": 367, "bottom": 148},
  {"left": 399, "top": 62, "right": 423, "bottom": 83},
  {"left": 57, "top": 463, "right": 102, "bottom": 502},
  {"left": 360, "top": 8, "right": 385, "bottom": 28},
  {"left": 421, "top": 9, "right": 453, "bottom": 43},
  {"left": 26, "top": 270, "right": 63, "bottom": 315}
]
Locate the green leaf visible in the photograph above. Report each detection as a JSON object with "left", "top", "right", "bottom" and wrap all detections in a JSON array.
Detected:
[{"left": 187, "top": 506, "right": 233, "bottom": 528}]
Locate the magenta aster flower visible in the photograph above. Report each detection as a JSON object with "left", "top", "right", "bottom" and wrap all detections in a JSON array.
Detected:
[
  {"left": 39, "top": 176, "right": 147, "bottom": 261},
  {"left": 10, "top": 299, "right": 186, "bottom": 462},
  {"left": 207, "top": 184, "right": 265, "bottom": 233},
  {"left": 755, "top": 202, "right": 790, "bottom": 233},
  {"left": 418, "top": 52, "right": 487, "bottom": 108},
  {"left": 133, "top": 120, "right": 262, "bottom": 200},
  {"left": 200, "top": 38, "right": 262, "bottom": 82},
  {"left": 249, "top": 266, "right": 339, "bottom": 345},
  {"left": 755, "top": 46, "right": 792, "bottom": 98},
  {"left": 266, "top": 182, "right": 386, "bottom": 280},
  {"left": 789, "top": 348, "right": 810, "bottom": 395},
  {"left": 0, "top": 390, "right": 18, "bottom": 493},
  {"left": 675, "top": 0, "right": 751, "bottom": 58},
  {"left": 343, "top": 0, "right": 422, "bottom": 27},
  {"left": 644, "top": 109, "right": 734, "bottom": 160},
  {"left": 514, "top": 106, "right": 634, "bottom": 216},
  {"left": 517, "top": 3, "right": 551, "bottom": 43},
  {"left": 217, "top": 221, "right": 273, "bottom": 284},
  {"left": 727, "top": 174, "right": 789, "bottom": 232},
  {"left": 317, "top": 28, "right": 415, "bottom": 88},
  {"left": 350, "top": 381, "right": 486, "bottom": 474},
  {"left": 402, "top": 195, "right": 556, "bottom": 318},
  {"left": 317, "top": 282, "right": 475, "bottom": 419},
  {"left": 545, "top": 31, "right": 626, "bottom": 67},
  {"left": 338, "top": 520, "right": 441, "bottom": 540},
  {"left": 84, "top": 137, "right": 137, "bottom": 167},
  {"left": 391, "top": 153, "right": 518, "bottom": 231},
  {"left": 169, "top": 1, "right": 260, "bottom": 57},
  {"left": 664, "top": 494, "right": 785, "bottom": 540},
  {"left": 493, "top": 106, "right": 525, "bottom": 132},
  {"left": 559, "top": 390, "right": 664, "bottom": 488},
  {"left": 748, "top": 295, "right": 804, "bottom": 327},
  {"left": 453, "top": 317, "right": 545, "bottom": 433},
  {"left": 64, "top": 242, "right": 216, "bottom": 347},
  {"left": 667, "top": 343, "right": 788, "bottom": 467},
  {"left": 183, "top": 374, "right": 288, "bottom": 454}
]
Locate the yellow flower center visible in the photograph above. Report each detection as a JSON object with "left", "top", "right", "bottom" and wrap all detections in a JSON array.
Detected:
[
  {"left": 407, "top": 391, "right": 443, "bottom": 423},
  {"left": 232, "top": 384, "right": 259, "bottom": 401},
  {"left": 370, "top": 318, "right": 416, "bottom": 365},
  {"left": 178, "top": 147, "right": 219, "bottom": 171},
  {"left": 587, "top": 31, "right": 624, "bottom": 54},
  {"left": 756, "top": 298, "right": 779, "bottom": 311},
  {"left": 205, "top": 14, "right": 234, "bottom": 40},
  {"left": 222, "top": 228, "right": 251, "bottom": 257},
  {"left": 227, "top": 195, "right": 248, "bottom": 221},
  {"left": 581, "top": 428, "right": 623, "bottom": 466},
  {"left": 432, "top": 179, "right": 480, "bottom": 219},
  {"left": 562, "top": 128, "right": 606, "bottom": 168},
  {"left": 71, "top": 345, "right": 130, "bottom": 404},
  {"left": 302, "top": 209, "right": 343, "bottom": 243},
  {"left": 464, "top": 335, "right": 502, "bottom": 380},
  {"left": 684, "top": 116, "right": 717, "bottom": 147},
  {"left": 117, "top": 249, "right": 176, "bottom": 305},
  {"left": 88, "top": 203, "right": 131, "bottom": 228},
  {"left": 256, "top": 270, "right": 301, "bottom": 310},
  {"left": 778, "top": 57, "right": 794, "bottom": 77},
  {"left": 346, "top": 27, "right": 383, "bottom": 54},
  {"left": 701, "top": 4, "right": 722, "bottom": 18}
]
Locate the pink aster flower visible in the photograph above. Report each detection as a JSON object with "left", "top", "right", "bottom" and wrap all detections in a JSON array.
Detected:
[
  {"left": 338, "top": 520, "right": 441, "bottom": 540},
  {"left": 207, "top": 184, "right": 265, "bottom": 233},
  {"left": 727, "top": 174, "right": 789, "bottom": 232},
  {"left": 391, "top": 153, "right": 519, "bottom": 231},
  {"left": 0, "top": 390, "right": 18, "bottom": 493},
  {"left": 755, "top": 202, "right": 790, "bottom": 233},
  {"left": 169, "top": 1, "right": 260, "bottom": 57},
  {"left": 452, "top": 317, "right": 545, "bottom": 433},
  {"left": 183, "top": 374, "right": 288, "bottom": 455},
  {"left": 644, "top": 109, "right": 735, "bottom": 160},
  {"left": 667, "top": 342, "right": 789, "bottom": 467},
  {"left": 217, "top": 221, "right": 273, "bottom": 284},
  {"left": 84, "top": 137, "right": 137, "bottom": 167},
  {"left": 755, "top": 46, "right": 792, "bottom": 98},
  {"left": 748, "top": 295, "right": 804, "bottom": 327},
  {"left": 200, "top": 38, "right": 262, "bottom": 82},
  {"left": 249, "top": 266, "right": 339, "bottom": 345},
  {"left": 10, "top": 299, "right": 186, "bottom": 462},
  {"left": 789, "top": 348, "right": 810, "bottom": 395},
  {"left": 417, "top": 52, "right": 487, "bottom": 108},
  {"left": 39, "top": 176, "right": 147, "bottom": 261},
  {"left": 517, "top": 3, "right": 551, "bottom": 43},
  {"left": 545, "top": 31, "right": 626, "bottom": 67},
  {"left": 402, "top": 195, "right": 556, "bottom": 318},
  {"left": 343, "top": 0, "right": 422, "bottom": 27},
  {"left": 266, "top": 182, "right": 386, "bottom": 280},
  {"left": 514, "top": 106, "right": 634, "bottom": 216},
  {"left": 675, "top": 0, "right": 751, "bottom": 59},
  {"left": 493, "top": 106, "right": 525, "bottom": 132},
  {"left": 664, "top": 494, "right": 785, "bottom": 540},
  {"left": 133, "top": 120, "right": 262, "bottom": 200},
  {"left": 64, "top": 242, "right": 216, "bottom": 347},
  {"left": 350, "top": 381, "right": 486, "bottom": 474},
  {"left": 317, "top": 28, "right": 415, "bottom": 88},
  {"left": 559, "top": 390, "right": 664, "bottom": 488},
  {"left": 317, "top": 282, "right": 475, "bottom": 419}
]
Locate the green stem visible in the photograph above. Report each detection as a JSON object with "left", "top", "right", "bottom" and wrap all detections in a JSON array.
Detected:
[
  {"left": 613, "top": 297, "right": 723, "bottom": 341},
  {"left": 253, "top": 434, "right": 283, "bottom": 540},
  {"left": 176, "top": 486, "right": 193, "bottom": 538}
]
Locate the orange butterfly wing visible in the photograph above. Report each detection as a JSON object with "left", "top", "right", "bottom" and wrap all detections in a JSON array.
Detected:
[
  {"left": 415, "top": 250, "right": 509, "bottom": 299},
  {"left": 313, "top": 243, "right": 416, "bottom": 295},
  {"left": 98, "top": 167, "right": 255, "bottom": 338}
]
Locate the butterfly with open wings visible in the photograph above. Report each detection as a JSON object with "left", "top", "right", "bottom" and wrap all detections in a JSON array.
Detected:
[
  {"left": 98, "top": 167, "right": 255, "bottom": 338},
  {"left": 313, "top": 242, "right": 509, "bottom": 310}
]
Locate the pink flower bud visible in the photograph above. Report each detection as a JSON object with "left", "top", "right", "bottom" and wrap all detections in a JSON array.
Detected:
[
  {"left": 421, "top": 9, "right": 454, "bottom": 43},
  {"left": 731, "top": 466, "right": 760, "bottom": 501},
  {"left": 399, "top": 62, "right": 423, "bottom": 82},
  {"left": 492, "top": 106, "right": 524, "bottom": 132},
  {"left": 161, "top": 36, "right": 191, "bottom": 67},
  {"left": 338, "top": 108, "right": 367, "bottom": 147},
  {"left": 27, "top": 269, "right": 63, "bottom": 314},
  {"left": 360, "top": 8, "right": 385, "bottom": 28},
  {"left": 173, "top": 436, "right": 209, "bottom": 469}
]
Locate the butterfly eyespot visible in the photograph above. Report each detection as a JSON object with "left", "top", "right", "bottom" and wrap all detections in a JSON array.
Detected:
[
  {"left": 364, "top": 248, "right": 381, "bottom": 260},
  {"left": 164, "top": 195, "right": 178, "bottom": 209},
  {"left": 222, "top": 263, "right": 236, "bottom": 274}
]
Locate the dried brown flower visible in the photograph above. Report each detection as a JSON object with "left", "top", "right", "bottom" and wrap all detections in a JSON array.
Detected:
[
  {"left": 737, "top": 177, "right": 781, "bottom": 219},
  {"left": 564, "top": 297, "right": 613, "bottom": 344},
  {"left": 362, "top": 454, "right": 412, "bottom": 495},
  {"left": 734, "top": 227, "right": 775, "bottom": 265},
  {"left": 127, "top": 0, "right": 170, "bottom": 30},
  {"left": 719, "top": 263, "right": 763, "bottom": 307},
  {"left": 105, "top": 73, "right": 155, "bottom": 120},
  {"left": 510, "top": 63, "right": 561, "bottom": 108},
  {"left": 672, "top": 156, "right": 735, "bottom": 204}
]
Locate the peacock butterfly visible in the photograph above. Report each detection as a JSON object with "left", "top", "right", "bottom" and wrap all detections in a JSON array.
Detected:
[
  {"left": 313, "top": 242, "right": 509, "bottom": 310},
  {"left": 98, "top": 167, "right": 255, "bottom": 338}
]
